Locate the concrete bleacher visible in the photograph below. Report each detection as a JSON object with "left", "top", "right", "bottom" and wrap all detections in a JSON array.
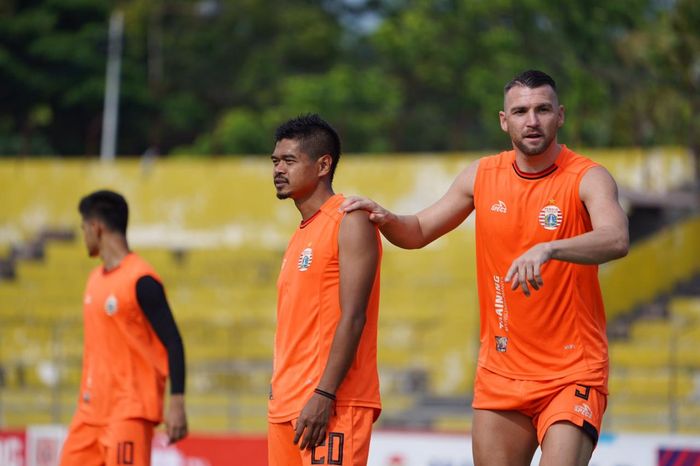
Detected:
[
  {"left": 600, "top": 217, "right": 700, "bottom": 321},
  {"left": 607, "top": 297, "right": 700, "bottom": 433},
  {"left": 0, "top": 234, "right": 480, "bottom": 431},
  {"left": 0, "top": 151, "right": 698, "bottom": 434}
]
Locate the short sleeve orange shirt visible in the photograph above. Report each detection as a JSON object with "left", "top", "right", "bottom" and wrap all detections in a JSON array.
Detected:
[
  {"left": 269, "top": 194, "right": 382, "bottom": 423},
  {"left": 76, "top": 253, "right": 168, "bottom": 425},
  {"left": 473, "top": 146, "right": 608, "bottom": 383}
]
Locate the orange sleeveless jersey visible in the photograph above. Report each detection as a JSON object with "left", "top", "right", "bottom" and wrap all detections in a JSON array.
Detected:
[
  {"left": 76, "top": 253, "right": 168, "bottom": 425},
  {"left": 473, "top": 146, "right": 608, "bottom": 384},
  {"left": 269, "top": 194, "right": 382, "bottom": 423}
]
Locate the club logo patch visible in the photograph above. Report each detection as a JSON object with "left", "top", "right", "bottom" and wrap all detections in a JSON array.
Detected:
[
  {"left": 297, "top": 247, "right": 313, "bottom": 271},
  {"left": 538, "top": 201, "right": 562, "bottom": 230},
  {"left": 104, "top": 294, "right": 118, "bottom": 316},
  {"left": 495, "top": 336, "right": 508, "bottom": 352}
]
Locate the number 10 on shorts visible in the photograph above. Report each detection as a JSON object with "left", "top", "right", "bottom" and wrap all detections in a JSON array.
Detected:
[{"left": 116, "top": 441, "right": 134, "bottom": 465}]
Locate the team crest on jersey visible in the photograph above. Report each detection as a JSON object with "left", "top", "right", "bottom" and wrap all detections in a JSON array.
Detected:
[
  {"left": 104, "top": 294, "right": 118, "bottom": 316},
  {"left": 297, "top": 247, "right": 313, "bottom": 271},
  {"left": 538, "top": 200, "right": 563, "bottom": 230},
  {"left": 495, "top": 336, "right": 508, "bottom": 352}
]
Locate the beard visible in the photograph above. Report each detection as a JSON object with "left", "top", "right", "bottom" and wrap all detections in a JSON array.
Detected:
[
  {"left": 514, "top": 133, "right": 555, "bottom": 156},
  {"left": 276, "top": 192, "right": 289, "bottom": 200}
]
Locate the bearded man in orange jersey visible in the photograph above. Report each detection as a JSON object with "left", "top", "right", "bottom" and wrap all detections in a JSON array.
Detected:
[
  {"left": 342, "top": 70, "right": 629, "bottom": 466},
  {"left": 268, "top": 114, "right": 383, "bottom": 466},
  {"left": 60, "top": 190, "right": 187, "bottom": 466}
]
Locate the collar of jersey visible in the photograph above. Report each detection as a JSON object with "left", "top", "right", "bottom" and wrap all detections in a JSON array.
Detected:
[
  {"left": 300, "top": 209, "right": 323, "bottom": 228},
  {"left": 299, "top": 194, "right": 344, "bottom": 229},
  {"left": 512, "top": 161, "right": 559, "bottom": 180}
]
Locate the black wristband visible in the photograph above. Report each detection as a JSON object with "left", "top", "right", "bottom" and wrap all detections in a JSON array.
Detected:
[{"left": 314, "top": 388, "right": 336, "bottom": 401}]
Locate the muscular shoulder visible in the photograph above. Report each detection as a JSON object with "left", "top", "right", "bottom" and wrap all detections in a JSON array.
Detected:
[
  {"left": 341, "top": 209, "right": 375, "bottom": 233},
  {"left": 339, "top": 209, "right": 378, "bottom": 247},
  {"left": 579, "top": 165, "right": 618, "bottom": 200},
  {"left": 450, "top": 157, "right": 481, "bottom": 198}
]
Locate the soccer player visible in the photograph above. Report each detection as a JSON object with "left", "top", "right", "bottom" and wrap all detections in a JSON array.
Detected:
[
  {"left": 342, "top": 70, "right": 629, "bottom": 466},
  {"left": 60, "top": 190, "right": 188, "bottom": 466},
  {"left": 268, "top": 114, "right": 382, "bottom": 466}
]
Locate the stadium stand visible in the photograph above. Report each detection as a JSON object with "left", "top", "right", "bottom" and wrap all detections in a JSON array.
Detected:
[{"left": 0, "top": 149, "right": 698, "bottom": 434}]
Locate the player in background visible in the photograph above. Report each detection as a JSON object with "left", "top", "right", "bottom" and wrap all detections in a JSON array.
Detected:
[
  {"left": 60, "top": 190, "right": 187, "bottom": 466},
  {"left": 268, "top": 114, "right": 382, "bottom": 466},
  {"left": 342, "top": 70, "right": 629, "bottom": 466}
]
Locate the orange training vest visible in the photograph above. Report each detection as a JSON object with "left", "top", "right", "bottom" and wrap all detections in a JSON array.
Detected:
[
  {"left": 473, "top": 146, "right": 608, "bottom": 383},
  {"left": 269, "top": 194, "right": 382, "bottom": 423},
  {"left": 76, "top": 253, "right": 168, "bottom": 424}
]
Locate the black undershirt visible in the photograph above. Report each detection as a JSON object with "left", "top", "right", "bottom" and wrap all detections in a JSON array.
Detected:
[{"left": 135, "top": 275, "right": 185, "bottom": 395}]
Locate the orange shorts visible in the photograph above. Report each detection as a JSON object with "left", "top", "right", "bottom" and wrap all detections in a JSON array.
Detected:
[
  {"left": 59, "top": 417, "right": 155, "bottom": 466},
  {"left": 473, "top": 366, "right": 607, "bottom": 446},
  {"left": 268, "top": 406, "right": 376, "bottom": 466}
]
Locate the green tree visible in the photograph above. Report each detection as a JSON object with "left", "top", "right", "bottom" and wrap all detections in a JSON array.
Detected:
[
  {"left": 660, "top": 0, "right": 700, "bottom": 184},
  {"left": 139, "top": 0, "right": 343, "bottom": 154},
  {"left": 0, "top": 0, "right": 346, "bottom": 155},
  {"left": 2, "top": 0, "right": 698, "bottom": 157},
  {"left": 0, "top": 0, "right": 111, "bottom": 155},
  {"left": 612, "top": 0, "right": 700, "bottom": 183},
  {"left": 371, "top": 0, "right": 652, "bottom": 151},
  {"left": 271, "top": 65, "right": 402, "bottom": 153},
  {"left": 176, "top": 65, "right": 402, "bottom": 155}
]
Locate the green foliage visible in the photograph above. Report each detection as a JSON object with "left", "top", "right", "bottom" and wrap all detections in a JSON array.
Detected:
[
  {"left": 0, "top": 0, "right": 698, "bottom": 157},
  {"left": 271, "top": 65, "right": 402, "bottom": 153},
  {"left": 176, "top": 65, "right": 402, "bottom": 155},
  {"left": 370, "top": 0, "right": 659, "bottom": 150},
  {"left": 175, "top": 107, "right": 270, "bottom": 156}
]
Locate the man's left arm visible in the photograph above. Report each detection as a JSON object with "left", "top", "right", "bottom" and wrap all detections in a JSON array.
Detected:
[
  {"left": 293, "top": 210, "right": 379, "bottom": 450},
  {"left": 505, "top": 166, "right": 629, "bottom": 296},
  {"left": 136, "top": 275, "right": 188, "bottom": 444}
]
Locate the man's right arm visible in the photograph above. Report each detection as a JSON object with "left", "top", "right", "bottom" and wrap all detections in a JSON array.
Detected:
[{"left": 341, "top": 159, "right": 479, "bottom": 249}]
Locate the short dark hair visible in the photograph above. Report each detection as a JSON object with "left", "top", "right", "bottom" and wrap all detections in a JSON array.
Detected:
[
  {"left": 78, "top": 190, "right": 129, "bottom": 235},
  {"left": 504, "top": 70, "right": 557, "bottom": 94},
  {"left": 274, "top": 114, "right": 341, "bottom": 182}
]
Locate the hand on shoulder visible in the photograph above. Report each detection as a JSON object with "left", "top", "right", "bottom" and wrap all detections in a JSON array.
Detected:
[{"left": 340, "top": 196, "right": 393, "bottom": 226}]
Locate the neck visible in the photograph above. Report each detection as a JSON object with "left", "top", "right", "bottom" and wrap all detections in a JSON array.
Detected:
[
  {"left": 99, "top": 235, "right": 130, "bottom": 271},
  {"left": 514, "top": 142, "right": 562, "bottom": 173},
  {"left": 294, "top": 184, "right": 335, "bottom": 221}
]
